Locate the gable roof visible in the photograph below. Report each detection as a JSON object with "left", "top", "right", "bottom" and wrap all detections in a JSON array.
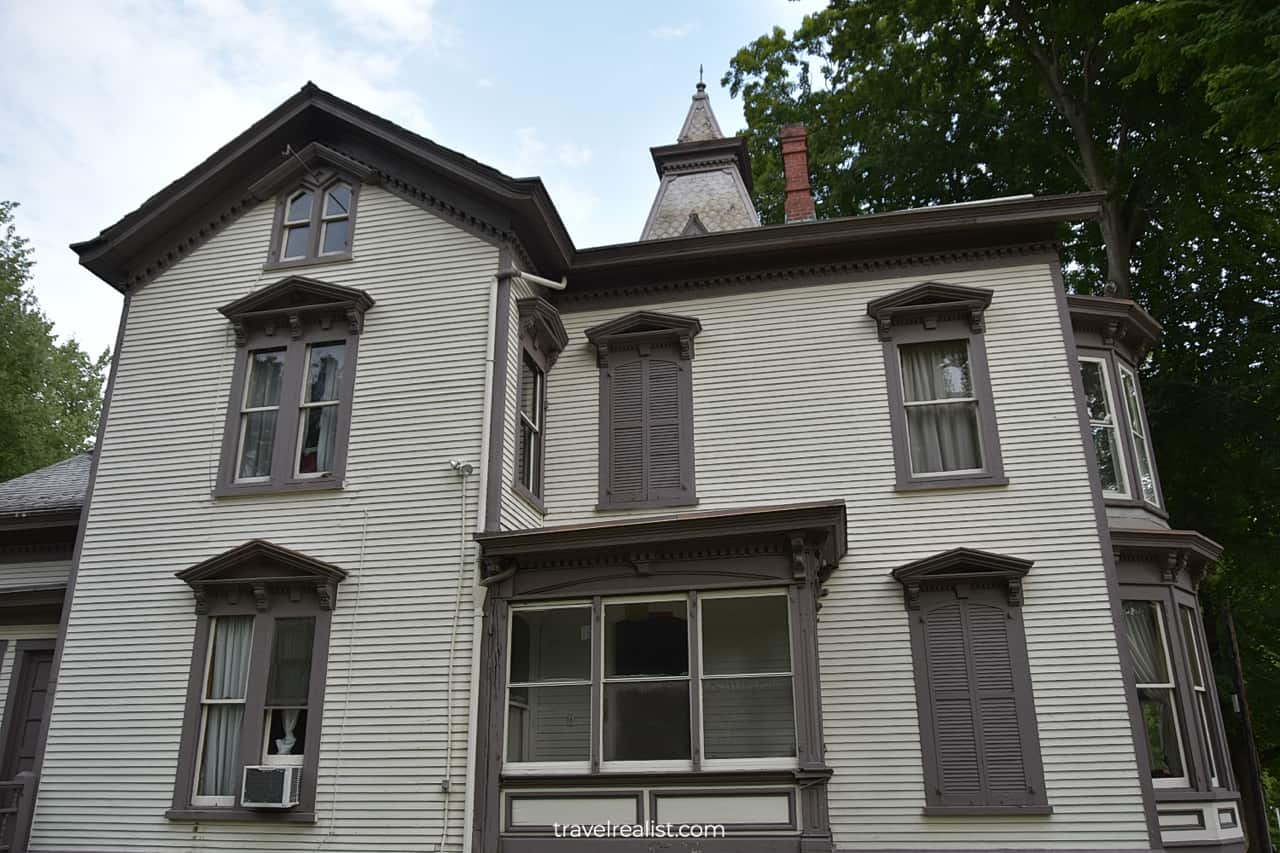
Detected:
[
  {"left": 0, "top": 453, "right": 91, "bottom": 520},
  {"left": 72, "top": 82, "right": 576, "bottom": 292}
]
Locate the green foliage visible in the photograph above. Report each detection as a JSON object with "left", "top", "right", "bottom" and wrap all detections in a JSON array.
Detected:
[
  {"left": 728, "top": 0, "right": 1279, "bottom": 808},
  {"left": 0, "top": 201, "right": 109, "bottom": 482}
]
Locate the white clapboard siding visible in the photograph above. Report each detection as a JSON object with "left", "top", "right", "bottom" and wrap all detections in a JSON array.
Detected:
[
  {"left": 30, "top": 187, "right": 498, "bottom": 852},
  {"left": 498, "top": 277, "right": 545, "bottom": 531},
  {"left": 541, "top": 262, "right": 1150, "bottom": 848},
  {"left": 0, "top": 560, "right": 70, "bottom": 590},
  {"left": 0, "top": 626, "right": 59, "bottom": 738}
]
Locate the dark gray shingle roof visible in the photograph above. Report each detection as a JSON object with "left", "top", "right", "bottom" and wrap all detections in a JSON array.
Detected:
[{"left": 0, "top": 453, "right": 91, "bottom": 517}]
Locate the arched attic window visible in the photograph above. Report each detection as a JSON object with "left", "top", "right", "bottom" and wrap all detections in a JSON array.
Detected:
[{"left": 278, "top": 180, "right": 355, "bottom": 264}]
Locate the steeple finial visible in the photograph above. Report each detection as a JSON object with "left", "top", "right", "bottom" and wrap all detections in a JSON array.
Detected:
[{"left": 697, "top": 64, "right": 705, "bottom": 92}]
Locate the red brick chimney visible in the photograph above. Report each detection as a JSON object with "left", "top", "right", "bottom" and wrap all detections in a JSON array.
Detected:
[{"left": 781, "top": 123, "right": 816, "bottom": 223}]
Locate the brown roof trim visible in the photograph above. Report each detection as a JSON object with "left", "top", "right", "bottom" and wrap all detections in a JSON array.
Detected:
[
  {"left": 177, "top": 538, "right": 348, "bottom": 587},
  {"left": 1067, "top": 293, "right": 1162, "bottom": 360},
  {"left": 1109, "top": 525, "right": 1223, "bottom": 564},
  {"left": 476, "top": 499, "right": 847, "bottom": 578},
  {"left": 0, "top": 508, "right": 82, "bottom": 531},
  {"left": 556, "top": 192, "right": 1104, "bottom": 307},
  {"left": 72, "top": 82, "right": 576, "bottom": 291}
]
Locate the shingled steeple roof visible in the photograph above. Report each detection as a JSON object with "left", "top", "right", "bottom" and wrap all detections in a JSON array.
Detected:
[{"left": 640, "top": 77, "right": 760, "bottom": 241}]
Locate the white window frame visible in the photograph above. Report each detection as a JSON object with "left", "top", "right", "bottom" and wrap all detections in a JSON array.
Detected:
[
  {"left": 518, "top": 352, "right": 545, "bottom": 495},
  {"left": 697, "top": 588, "right": 799, "bottom": 772},
  {"left": 235, "top": 348, "right": 286, "bottom": 484},
  {"left": 599, "top": 593, "right": 693, "bottom": 774},
  {"left": 1180, "top": 605, "right": 1220, "bottom": 788},
  {"left": 280, "top": 189, "right": 314, "bottom": 261},
  {"left": 191, "top": 615, "right": 253, "bottom": 808},
  {"left": 1118, "top": 363, "right": 1160, "bottom": 507},
  {"left": 1079, "top": 356, "right": 1131, "bottom": 498},
  {"left": 503, "top": 601, "right": 593, "bottom": 775},
  {"left": 898, "top": 339, "right": 986, "bottom": 478},
  {"left": 293, "top": 341, "right": 345, "bottom": 479},
  {"left": 318, "top": 183, "right": 353, "bottom": 257},
  {"left": 1132, "top": 601, "right": 1190, "bottom": 788}
]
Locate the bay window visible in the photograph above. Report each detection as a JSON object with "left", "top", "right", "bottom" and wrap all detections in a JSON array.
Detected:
[
  {"left": 505, "top": 591, "right": 796, "bottom": 774},
  {"left": 1123, "top": 599, "right": 1189, "bottom": 786},
  {"left": 1078, "top": 357, "right": 1129, "bottom": 497},
  {"left": 1119, "top": 364, "right": 1160, "bottom": 506}
]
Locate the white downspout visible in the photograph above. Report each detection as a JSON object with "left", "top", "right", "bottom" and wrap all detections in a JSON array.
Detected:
[
  {"left": 441, "top": 460, "right": 473, "bottom": 851},
  {"left": 461, "top": 272, "right": 499, "bottom": 853}
]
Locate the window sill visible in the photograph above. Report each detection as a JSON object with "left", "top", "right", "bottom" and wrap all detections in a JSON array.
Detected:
[
  {"left": 262, "top": 253, "right": 353, "bottom": 273},
  {"left": 166, "top": 807, "right": 316, "bottom": 823},
  {"left": 595, "top": 496, "right": 700, "bottom": 512},
  {"left": 922, "top": 804, "right": 1053, "bottom": 816},
  {"left": 213, "top": 477, "right": 344, "bottom": 498},
  {"left": 896, "top": 474, "right": 1009, "bottom": 493},
  {"left": 512, "top": 482, "right": 547, "bottom": 516},
  {"left": 1103, "top": 493, "right": 1170, "bottom": 520}
]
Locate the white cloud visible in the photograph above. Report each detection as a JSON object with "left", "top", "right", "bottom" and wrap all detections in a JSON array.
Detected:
[
  {"left": 649, "top": 23, "right": 696, "bottom": 39},
  {"left": 0, "top": 0, "right": 444, "bottom": 355},
  {"left": 477, "top": 77, "right": 495, "bottom": 89},
  {"left": 556, "top": 143, "right": 594, "bottom": 167},
  {"left": 328, "top": 0, "right": 438, "bottom": 45}
]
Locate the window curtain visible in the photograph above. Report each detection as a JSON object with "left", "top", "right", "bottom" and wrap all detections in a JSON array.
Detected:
[
  {"left": 1123, "top": 601, "right": 1166, "bottom": 684},
  {"left": 199, "top": 616, "right": 252, "bottom": 797},
  {"left": 901, "top": 343, "right": 981, "bottom": 473}
]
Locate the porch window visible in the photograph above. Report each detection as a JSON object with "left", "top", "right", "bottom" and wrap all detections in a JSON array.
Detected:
[{"left": 504, "top": 591, "right": 797, "bottom": 773}]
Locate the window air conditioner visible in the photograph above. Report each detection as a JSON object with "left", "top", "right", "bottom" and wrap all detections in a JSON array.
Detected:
[{"left": 241, "top": 765, "right": 302, "bottom": 809}]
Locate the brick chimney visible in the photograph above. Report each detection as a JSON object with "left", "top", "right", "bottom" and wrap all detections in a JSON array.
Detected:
[{"left": 781, "top": 123, "right": 816, "bottom": 223}]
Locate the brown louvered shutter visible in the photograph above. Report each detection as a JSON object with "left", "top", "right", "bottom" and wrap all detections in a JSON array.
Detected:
[
  {"left": 644, "top": 345, "right": 685, "bottom": 501},
  {"left": 921, "top": 586, "right": 1039, "bottom": 808},
  {"left": 602, "top": 341, "right": 693, "bottom": 506},
  {"left": 607, "top": 353, "right": 645, "bottom": 503}
]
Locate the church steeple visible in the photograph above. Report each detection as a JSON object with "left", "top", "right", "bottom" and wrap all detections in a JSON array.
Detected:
[{"left": 639, "top": 75, "right": 759, "bottom": 241}]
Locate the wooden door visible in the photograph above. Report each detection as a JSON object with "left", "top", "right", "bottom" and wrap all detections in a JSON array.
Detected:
[{"left": 1, "top": 642, "right": 54, "bottom": 779}]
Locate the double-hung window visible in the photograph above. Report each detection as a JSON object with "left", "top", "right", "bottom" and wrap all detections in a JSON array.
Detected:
[
  {"left": 1079, "top": 357, "right": 1130, "bottom": 497},
  {"left": 1118, "top": 364, "right": 1160, "bottom": 506},
  {"left": 1180, "top": 606, "right": 1222, "bottom": 788},
  {"left": 517, "top": 353, "right": 545, "bottom": 497},
  {"left": 216, "top": 276, "right": 373, "bottom": 496},
  {"left": 898, "top": 340, "right": 984, "bottom": 476},
  {"left": 193, "top": 615, "right": 253, "bottom": 806},
  {"left": 868, "top": 282, "right": 1006, "bottom": 490},
  {"left": 172, "top": 540, "right": 345, "bottom": 821},
  {"left": 1122, "top": 599, "right": 1189, "bottom": 787},
  {"left": 504, "top": 591, "right": 797, "bottom": 774}
]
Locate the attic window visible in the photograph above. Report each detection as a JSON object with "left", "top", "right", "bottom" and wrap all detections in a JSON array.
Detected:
[{"left": 268, "top": 176, "right": 359, "bottom": 268}]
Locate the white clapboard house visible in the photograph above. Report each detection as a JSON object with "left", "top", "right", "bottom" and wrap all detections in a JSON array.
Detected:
[{"left": 0, "top": 81, "right": 1247, "bottom": 853}]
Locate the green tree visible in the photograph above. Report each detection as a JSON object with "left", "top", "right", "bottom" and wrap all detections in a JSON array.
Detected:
[
  {"left": 0, "top": 201, "right": 109, "bottom": 482},
  {"left": 727, "top": 0, "right": 1279, "bottom": 832}
]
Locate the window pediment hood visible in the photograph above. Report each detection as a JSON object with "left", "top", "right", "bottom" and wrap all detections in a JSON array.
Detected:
[
  {"left": 585, "top": 310, "right": 702, "bottom": 364},
  {"left": 1110, "top": 526, "right": 1221, "bottom": 589},
  {"left": 219, "top": 275, "right": 375, "bottom": 345},
  {"left": 892, "top": 547, "right": 1033, "bottom": 609},
  {"left": 176, "top": 539, "right": 347, "bottom": 612},
  {"left": 867, "top": 281, "right": 993, "bottom": 341},
  {"left": 476, "top": 500, "right": 847, "bottom": 588},
  {"left": 517, "top": 296, "right": 569, "bottom": 367}
]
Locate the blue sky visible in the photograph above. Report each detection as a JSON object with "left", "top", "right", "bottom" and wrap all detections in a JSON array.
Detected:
[{"left": 0, "top": 0, "right": 825, "bottom": 356}]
